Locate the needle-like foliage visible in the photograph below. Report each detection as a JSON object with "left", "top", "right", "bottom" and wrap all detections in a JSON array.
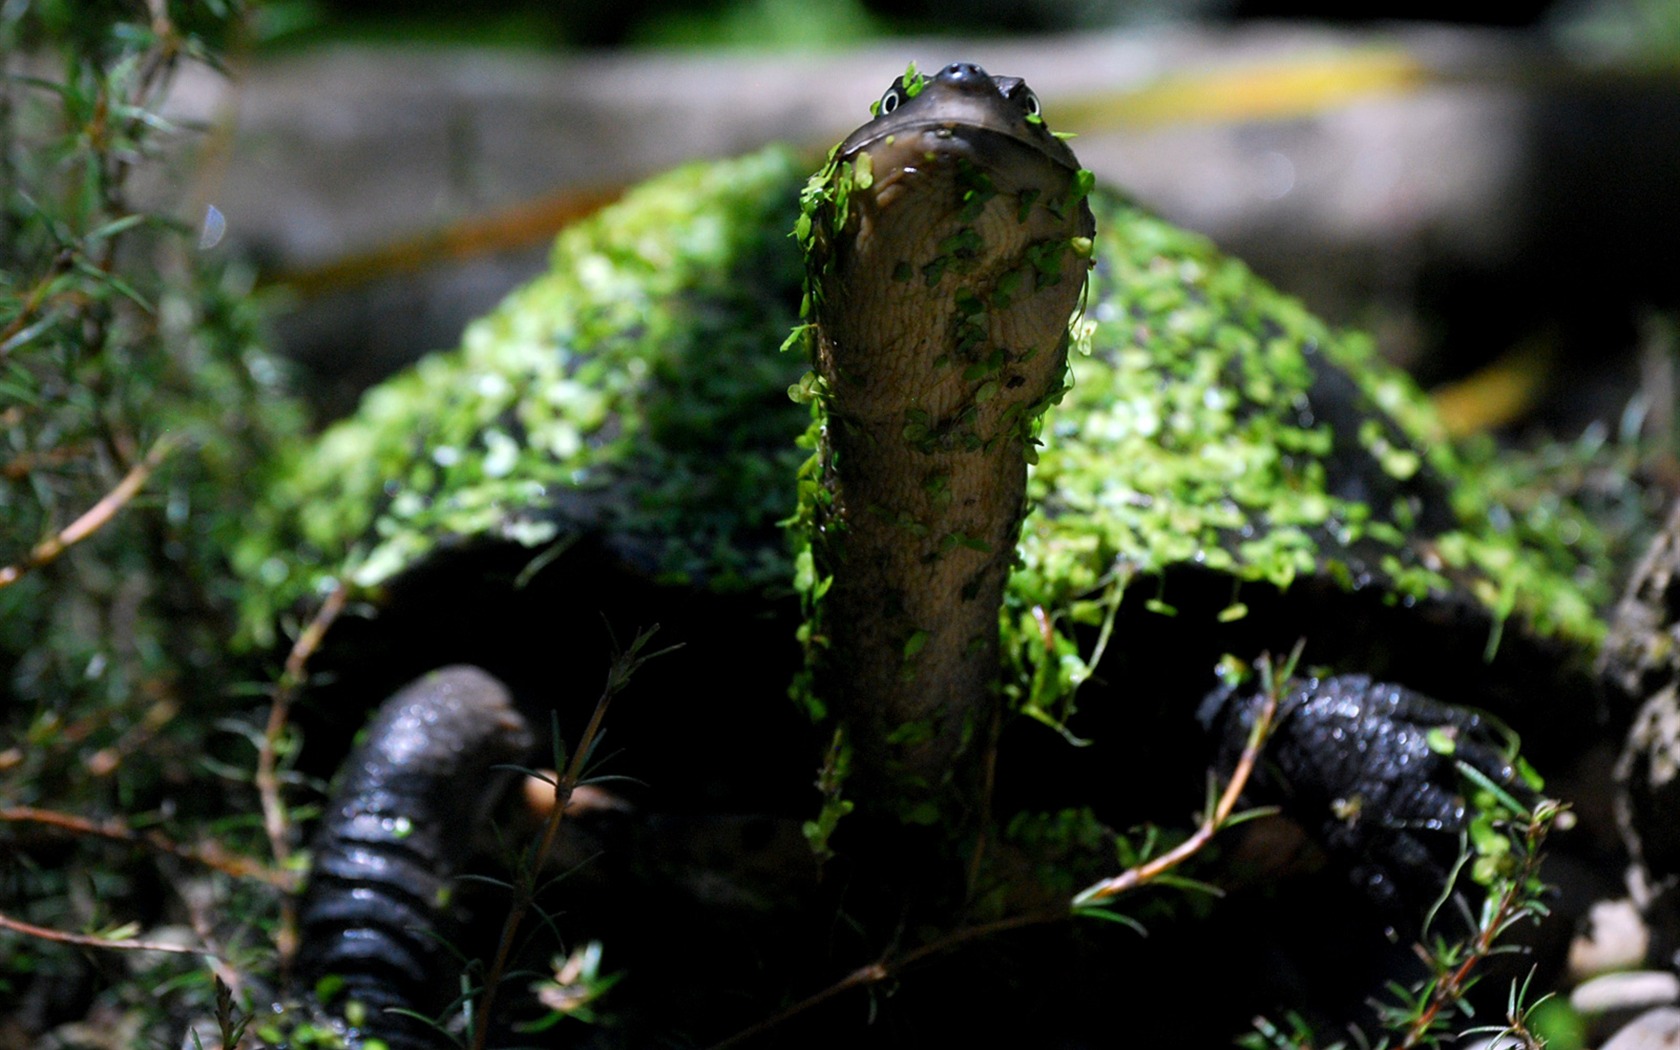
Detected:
[{"left": 1, "top": 1, "right": 304, "bottom": 1040}]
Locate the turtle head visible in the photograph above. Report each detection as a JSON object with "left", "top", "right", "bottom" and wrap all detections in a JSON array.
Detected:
[
  {"left": 801, "top": 61, "right": 1095, "bottom": 435},
  {"left": 835, "top": 61, "right": 1085, "bottom": 181},
  {"left": 796, "top": 65, "right": 1094, "bottom": 815}
]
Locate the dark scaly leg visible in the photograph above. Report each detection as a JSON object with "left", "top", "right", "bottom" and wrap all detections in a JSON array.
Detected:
[
  {"left": 1207, "top": 673, "right": 1530, "bottom": 917},
  {"left": 295, "top": 665, "right": 534, "bottom": 1049}
]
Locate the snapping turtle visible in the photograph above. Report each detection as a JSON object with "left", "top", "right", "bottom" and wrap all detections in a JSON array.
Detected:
[{"left": 242, "top": 62, "right": 1613, "bottom": 1046}]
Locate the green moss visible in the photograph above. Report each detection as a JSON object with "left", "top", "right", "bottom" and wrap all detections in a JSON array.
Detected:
[
  {"left": 1002, "top": 192, "right": 1609, "bottom": 729},
  {"left": 238, "top": 147, "right": 814, "bottom": 642}
]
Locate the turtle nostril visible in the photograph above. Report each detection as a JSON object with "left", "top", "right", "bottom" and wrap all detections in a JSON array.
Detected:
[{"left": 941, "top": 61, "right": 989, "bottom": 83}]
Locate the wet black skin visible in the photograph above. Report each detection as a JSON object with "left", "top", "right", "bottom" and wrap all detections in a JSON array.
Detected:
[{"left": 294, "top": 667, "right": 533, "bottom": 1050}]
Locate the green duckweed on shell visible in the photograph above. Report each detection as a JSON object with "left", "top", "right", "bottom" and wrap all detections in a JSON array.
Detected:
[{"left": 241, "top": 147, "right": 1608, "bottom": 743}]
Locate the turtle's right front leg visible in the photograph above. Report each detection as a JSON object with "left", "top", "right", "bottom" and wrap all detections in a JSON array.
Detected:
[{"left": 295, "top": 665, "right": 534, "bottom": 1049}]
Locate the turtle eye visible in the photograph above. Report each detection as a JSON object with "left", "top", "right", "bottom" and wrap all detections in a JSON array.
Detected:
[
  {"left": 880, "top": 87, "right": 902, "bottom": 115},
  {"left": 1023, "top": 89, "right": 1041, "bottom": 118}
]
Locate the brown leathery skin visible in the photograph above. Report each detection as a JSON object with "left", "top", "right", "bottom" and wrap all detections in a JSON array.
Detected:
[{"left": 809, "top": 62, "right": 1095, "bottom": 805}]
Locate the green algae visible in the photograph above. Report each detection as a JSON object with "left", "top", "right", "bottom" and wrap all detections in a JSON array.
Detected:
[
  {"left": 1006, "top": 191, "right": 1607, "bottom": 730},
  {"left": 238, "top": 147, "right": 813, "bottom": 644}
]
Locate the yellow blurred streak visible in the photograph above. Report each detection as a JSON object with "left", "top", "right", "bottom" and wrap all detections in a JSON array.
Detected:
[
  {"left": 1429, "top": 337, "right": 1555, "bottom": 437},
  {"left": 266, "top": 184, "right": 625, "bottom": 297},
  {"left": 1057, "top": 48, "right": 1428, "bottom": 131},
  {"left": 272, "top": 49, "right": 1432, "bottom": 297}
]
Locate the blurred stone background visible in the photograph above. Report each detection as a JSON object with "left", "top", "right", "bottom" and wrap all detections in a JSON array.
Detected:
[{"left": 156, "top": 2, "right": 1680, "bottom": 431}]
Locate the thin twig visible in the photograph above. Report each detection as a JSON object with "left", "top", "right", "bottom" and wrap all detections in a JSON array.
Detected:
[
  {"left": 257, "top": 579, "right": 349, "bottom": 973},
  {"left": 256, "top": 580, "right": 349, "bottom": 871},
  {"left": 470, "top": 626, "right": 675, "bottom": 1050},
  {"left": 709, "top": 909, "right": 1060, "bottom": 1050},
  {"left": 709, "top": 964, "right": 885, "bottom": 1050},
  {"left": 712, "top": 665, "right": 1286, "bottom": 1048},
  {"left": 1074, "top": 682, "right": 1279, "bottom": 906},
  {"left": 0, "top": 908, "right": 212, "bottom": 957},
  {"left": 0, "top": 434, "right": 177, "bottom": 589},
  {"left": 0, "top": 805, "right": 292, "bottom": 888},
  {"left": 0, "top": 250, "right": 73, "bottom": 356},
  {"left": 179, "top": 876, "right": 250, "bottom": 1003},
  {"left": 1398, "top": 800, "right": 1557, "bottom": 1048}
]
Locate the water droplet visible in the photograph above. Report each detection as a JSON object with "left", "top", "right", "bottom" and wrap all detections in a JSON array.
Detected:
[{"left": 197, "top": 204, "right": 226, "bottom": 250}]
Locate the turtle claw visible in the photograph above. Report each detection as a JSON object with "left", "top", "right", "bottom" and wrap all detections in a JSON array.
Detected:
[{"left": 1209, "top": 673, "right": 1531, "bottom": 917}]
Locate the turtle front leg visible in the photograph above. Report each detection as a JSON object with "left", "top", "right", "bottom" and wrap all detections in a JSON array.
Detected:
[
  {"left": 1205, "top": 673, "right": 1533, "bottom": 917},
  {"left": 295, "top": 665, "right": 535, "bottom": 1049}
]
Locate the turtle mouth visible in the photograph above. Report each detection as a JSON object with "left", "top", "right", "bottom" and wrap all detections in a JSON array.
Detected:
[
  {"left": 831, "top": 61, "right": 1083, "bottom": 178},
  {"left": 848, "top": 124, "right": 1081, "bottom": 239},
  {"left": 850, "top": 124, "right": 1077, "bottom": 213},
  {"left": 846, "top": 120, "right": 1081, "bottom": 185}
]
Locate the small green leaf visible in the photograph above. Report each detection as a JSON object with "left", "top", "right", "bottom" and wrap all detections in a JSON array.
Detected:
[{"left": 1425, "top": 726, "right": 1458, "bottom": 755}]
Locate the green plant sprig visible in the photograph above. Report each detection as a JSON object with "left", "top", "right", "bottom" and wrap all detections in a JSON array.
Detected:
[
  {"left": 1241, "top": 740, "right": 1564, "bottom": 1050},
  {"left": 710, "top": 649, "right": 1294, "bottom": 1049},
  {"left": 463, "top": 625, "right": 679, "bottom": 1050}
]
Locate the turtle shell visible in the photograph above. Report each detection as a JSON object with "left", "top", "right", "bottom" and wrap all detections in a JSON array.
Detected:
[
  {"left": 239, "top": 144, "right": 1607, "bottom": 765},
  {"left": 240, "top": 147, "right": 813, "bottom": 630}
]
